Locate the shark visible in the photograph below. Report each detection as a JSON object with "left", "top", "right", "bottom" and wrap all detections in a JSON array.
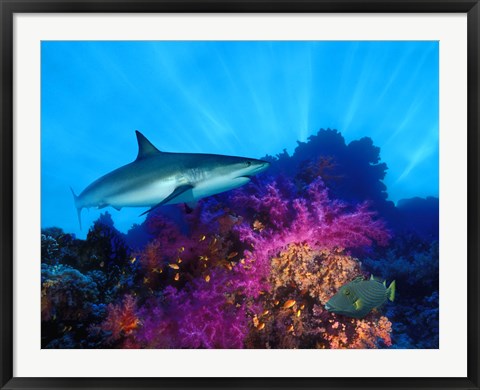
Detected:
[{"left": 71, "top": 131, "right": 270, "bottom": 228}]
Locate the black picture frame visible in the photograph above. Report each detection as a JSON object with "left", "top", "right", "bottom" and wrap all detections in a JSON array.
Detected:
[{"left": 1, "top": 1, "right": 479, "bottom": 389}]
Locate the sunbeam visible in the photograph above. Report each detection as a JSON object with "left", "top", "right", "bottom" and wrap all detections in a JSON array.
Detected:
[{"left": 42, "top": 41, "right": 438, "bottom": 237}]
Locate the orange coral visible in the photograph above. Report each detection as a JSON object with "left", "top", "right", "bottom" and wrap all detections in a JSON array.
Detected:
[
  {"left": 244, "top": 245, "right": 392, "bottom": 349},
  {"left": 323, "top": 316, "right": 392, "bottom": 349},
  {"left": 101, "top": 295, "right": 140, "bottom": 342},
  {"left": 270, "top": 243, "right": 362, "bottom": 304}
]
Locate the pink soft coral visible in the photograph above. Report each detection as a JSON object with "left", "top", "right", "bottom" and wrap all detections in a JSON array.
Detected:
[
  {"left": 134, "top": 268, "right": 249, "bottom": 349},
  {"left": 116, "top": 176, "right": 391, "bottom": 349},
  {"left": 231, "top": 178, "right": 390, "bottom": 299}
]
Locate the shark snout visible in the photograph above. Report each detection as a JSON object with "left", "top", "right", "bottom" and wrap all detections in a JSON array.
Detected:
[
  {"left": 236, "top": 160, "right": 270, "bottom": 180},
  {"left": 253, "top": 161, "right": 270, "bottom": 173}
]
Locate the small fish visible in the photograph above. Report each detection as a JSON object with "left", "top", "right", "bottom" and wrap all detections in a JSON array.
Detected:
[
  {"left": 296, "top": 310, "right": 301, "bottom": 317},
  {"left": 205, "top": 275, "right": 210, "bottom": 282},
  {"left": 130, "top": 257, "right": 137, "bottom": 264},
  {"left": 262, "top": 310, "right": 269, "bottom": 316},
  {"left": 325, "top": 276, "right": 396, "bottom": 319},
  {"left": 174, "top": 273, "right": 180, "bottom": 281},
  {"left": 287, "top": 325, "right": 294, "bottom": 332},
  {"left": 256, "top": 322, "right": 265, "bottom": 330},
  {"left": 253, "top": 220, "right": 265, "bottom": 231},
  {"left": 178, "top": 247, "right": 185, "bottom": 253},
  {"left": 177, "top": 258, "right": 182, "bottom": 264},
  {"left": 168, "top": 263, "right": 180, "bottom": 270},
  {"left": 199, "top": 235, "right": 206, "bottom": 242},
  {"left": 227, "top": 251, "right": 238, "bottom": 259},
  {"left": 283, "top": 299, "right": 296, "bottom": 309},
  {"left": 199, "top": 256, "right": 209, "bottom": 261}
]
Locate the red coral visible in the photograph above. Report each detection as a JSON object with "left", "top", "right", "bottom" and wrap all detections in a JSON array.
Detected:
[{"left": 101, "top": 295, "right": 140, "bottom": 344}]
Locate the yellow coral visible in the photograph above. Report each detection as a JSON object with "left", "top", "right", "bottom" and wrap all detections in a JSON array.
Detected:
[
  {"left": 247, "top": 244, "right": 392, "bottom": 349},
  {"left": 270, "top": 244, "right": 362, "bottom": 304}
]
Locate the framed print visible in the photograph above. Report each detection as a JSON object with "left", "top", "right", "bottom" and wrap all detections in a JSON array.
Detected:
[{"left": 1, "top": 1, "right": 479, "bottom": 389}]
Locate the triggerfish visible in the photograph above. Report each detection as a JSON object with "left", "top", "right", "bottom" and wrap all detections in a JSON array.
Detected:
[{"left": 324, "top": 276, "right": 396, "bottom": 319}]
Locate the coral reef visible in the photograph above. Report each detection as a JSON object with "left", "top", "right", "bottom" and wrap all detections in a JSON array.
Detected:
[
  {"left": 40, "top": 129, "right": 439, "bottom": 349},
  {"left": 41, "top": 264, "right": 99, "bottom": 322},
  {"left": 135, "top": 270, "right": 249, "bottom": 349},
  {"left": 242, "top": 245, "right": 392, "bottom": 349},
  {"left": 100, "top": 174, "right": 392, "bottom": 349},
  {"left": 363, "top": 238, "right": 439, "bottom": 348},
  {"left": 100, "top": 294, "right": 140, "bottom": 344},
  {"left": 263, "top": 129, "right": 392, "bottom": 214},
  {"left": 41, "top": 263, "right": 104, "bottom": 348}
]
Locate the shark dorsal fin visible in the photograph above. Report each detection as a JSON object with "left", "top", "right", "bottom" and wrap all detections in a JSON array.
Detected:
[{"left": 135, "top": 130, "right": 161, "bottom": 160}]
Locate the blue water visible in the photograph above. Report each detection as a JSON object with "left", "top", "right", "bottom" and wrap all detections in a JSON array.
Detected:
[{"left": 41, "top": 41, "right": 438, "bottom": 238}]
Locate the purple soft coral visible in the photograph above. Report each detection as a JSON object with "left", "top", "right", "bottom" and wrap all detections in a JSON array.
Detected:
[
  {"left": 112, "top": 175, "right": 391, "bottom": 349},
  {"left": 135, "top": 269, "right": 248, "bottom": 348},
  {"left": 230, "top": 177, "right": 390, "bottom": 299}
]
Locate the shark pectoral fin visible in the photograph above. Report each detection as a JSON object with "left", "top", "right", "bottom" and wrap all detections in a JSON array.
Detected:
[
  {"left": 112, "top": 206, "right": 122, "bottom": 211},
  {"left": 184, "top": 201, "right": 198, "bottom": 214},
  {"left": 186, "top": 201, "right": 197, "bottom": 209},
  {"left": 139, "top": 184, "right": 194, "bottom": 217}
]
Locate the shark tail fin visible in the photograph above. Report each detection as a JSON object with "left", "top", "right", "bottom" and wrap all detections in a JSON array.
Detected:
[{"left": 70, "top": 187, "right": 82, "bottom": 230}]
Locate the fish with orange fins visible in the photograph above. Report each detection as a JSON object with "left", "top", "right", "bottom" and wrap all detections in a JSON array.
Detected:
[{"left": 283, "top": 299, "right": 296, "bottom": 309}]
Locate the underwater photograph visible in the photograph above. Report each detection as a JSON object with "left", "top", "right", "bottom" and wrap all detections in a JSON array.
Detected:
[{"left": 41, "top": 41, "right": 439, "bottom": 349}]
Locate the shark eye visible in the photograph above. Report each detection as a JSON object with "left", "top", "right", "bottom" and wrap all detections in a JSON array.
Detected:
[
  {"left": 245, "top": 161, "right": 252, "bottom": 167},
  {"left": 344, "top": 290, "right": 350, "bottom": 296}
]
